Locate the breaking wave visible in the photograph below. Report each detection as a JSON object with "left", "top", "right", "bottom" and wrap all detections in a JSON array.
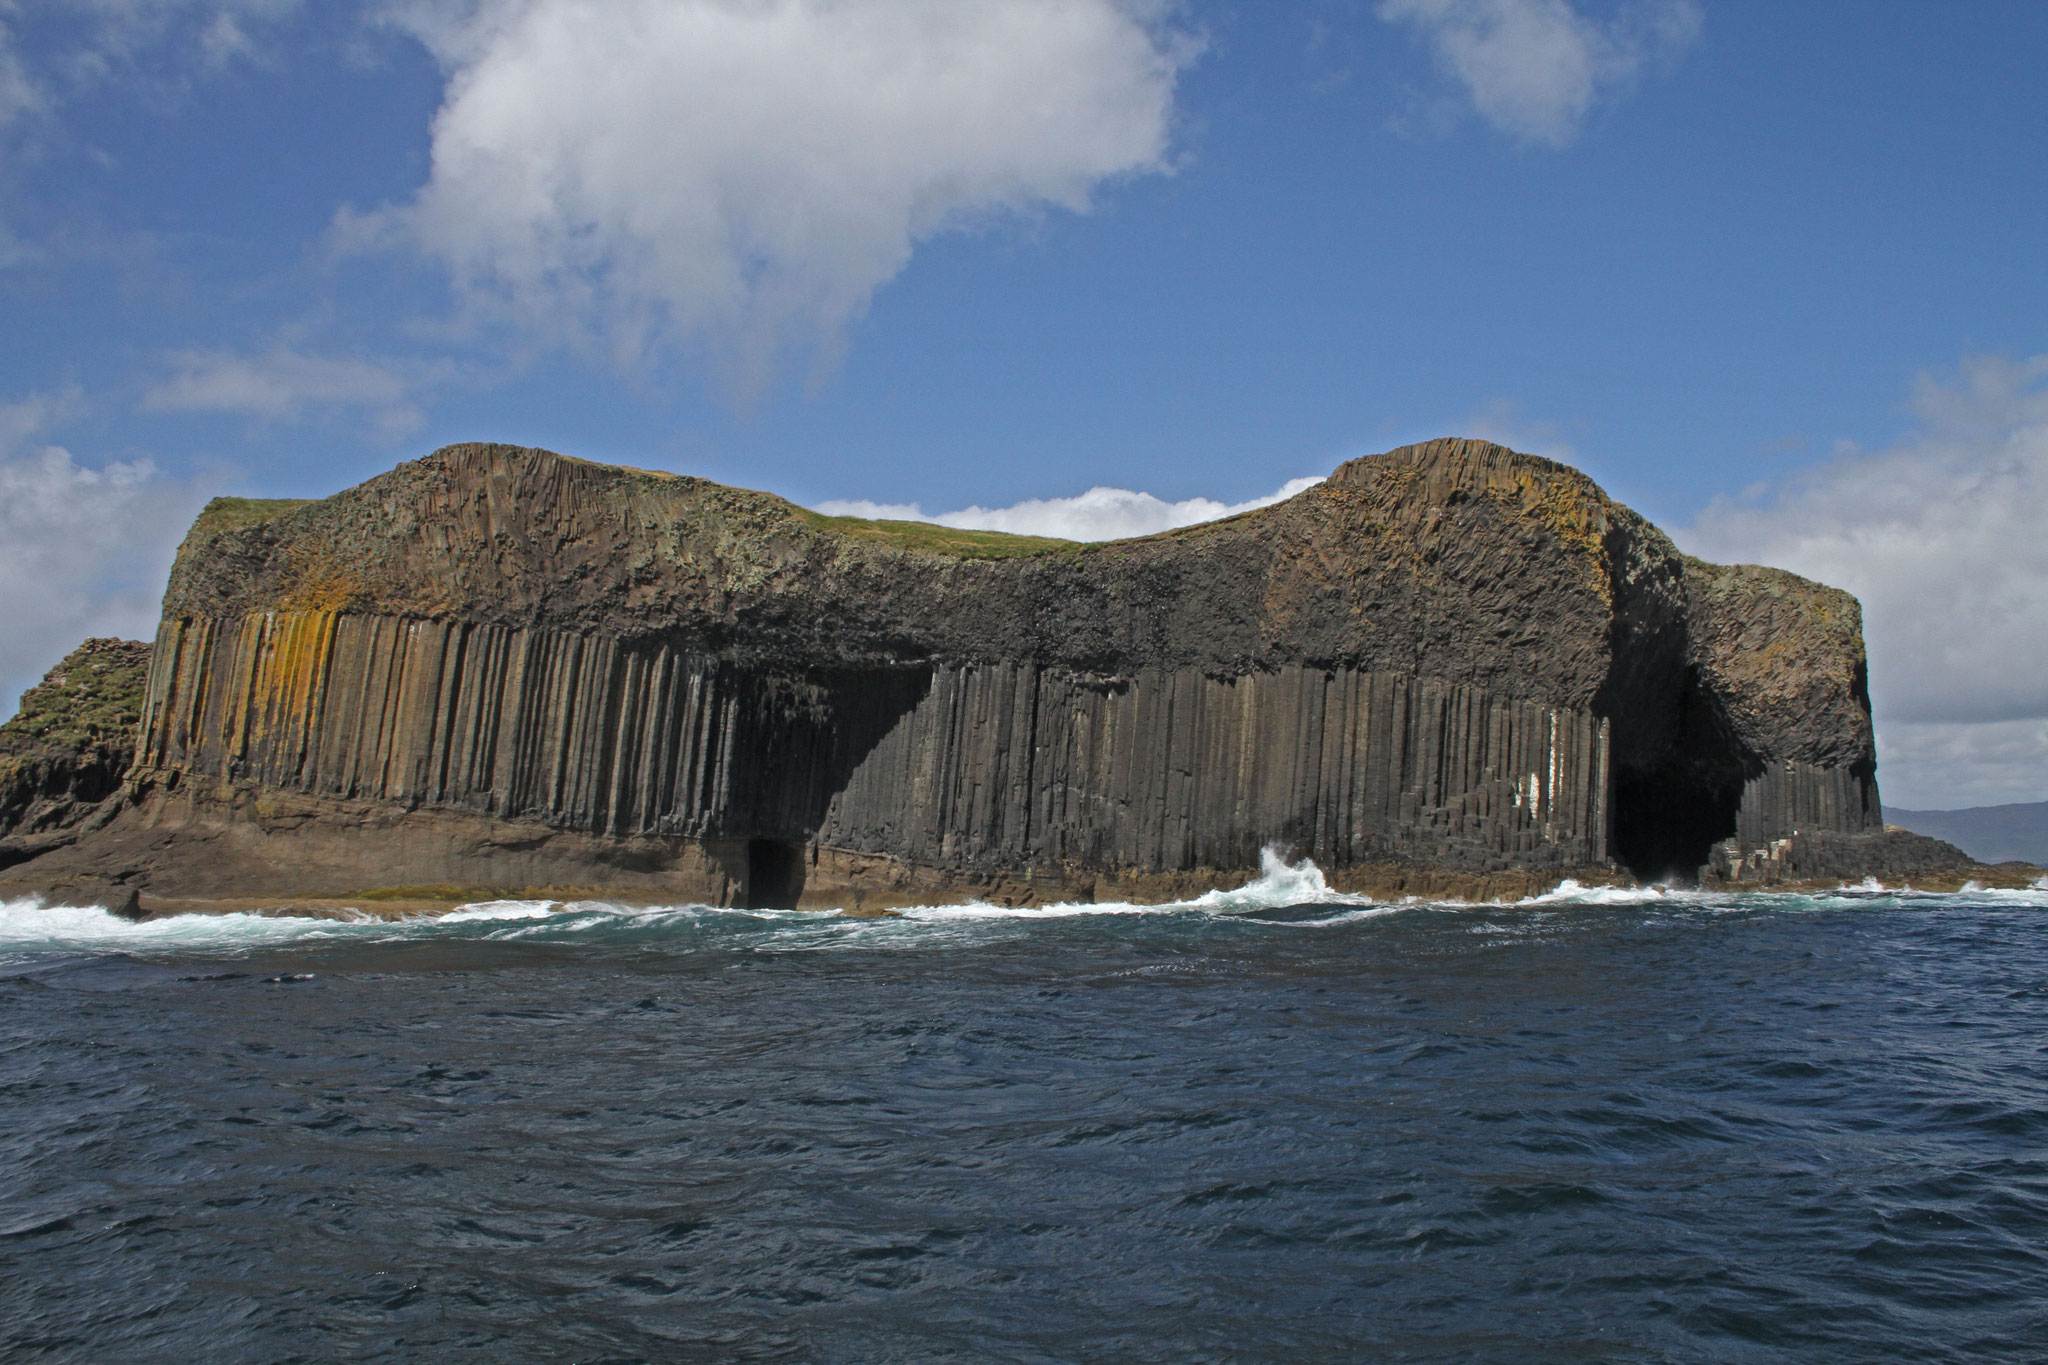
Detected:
[{"left": 3, "top": 847, "right": 2044, "bottom": 962}]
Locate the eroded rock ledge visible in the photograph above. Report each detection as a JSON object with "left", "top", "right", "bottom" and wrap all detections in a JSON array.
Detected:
[{"left": 2, "top": 438, "right": 2029, "bottom": 911}]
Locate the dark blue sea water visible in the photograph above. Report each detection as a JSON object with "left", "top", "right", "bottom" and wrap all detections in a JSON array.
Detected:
[{"left": 4, "top": 860, "right": 2047, "bottom": 1363}]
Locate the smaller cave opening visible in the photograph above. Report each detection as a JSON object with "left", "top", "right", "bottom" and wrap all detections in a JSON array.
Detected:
[{"left": 745, "top": 838, "right": 807, "bottom": 910}]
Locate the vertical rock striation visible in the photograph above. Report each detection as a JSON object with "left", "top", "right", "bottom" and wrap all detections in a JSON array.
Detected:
[{"left": 139, "top": 614, "right": 1611, "bottom": 884}]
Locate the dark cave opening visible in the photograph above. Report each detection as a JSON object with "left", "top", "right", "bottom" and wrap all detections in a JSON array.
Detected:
[
  {"left": 1599, "top": 637, "right": 1753, "bottom": 885},
  {"left": 745, "top": 838, "right": 807, "bottom": 910},
  {"left": 1610, "top": 766, "right": 1744, "bottom": 885}
]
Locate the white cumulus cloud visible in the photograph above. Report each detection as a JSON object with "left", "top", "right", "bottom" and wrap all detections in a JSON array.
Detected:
[
  {"left": 1678, "top": 354, "right": 2048, "bottom": 809},
  {"left": 0, "top": 392, "right": 208, "bottom": 718},
  {"left": 362, "top": 0, "right": 1189, "bottom": 389},
  {"left": 814, "top": 474, "right": 1324, "bottom": 542},
  {"left": 1378, "top": 0, "right": 1699, "bottom": 148}
]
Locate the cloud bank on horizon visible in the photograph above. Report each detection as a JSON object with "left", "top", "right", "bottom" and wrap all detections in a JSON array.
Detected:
[
  {"left": 815, "top": 475, "right": 1325, "bottom": 543},
  {"left": 0, "top": 394, "right": 207, "bottom": 698}
]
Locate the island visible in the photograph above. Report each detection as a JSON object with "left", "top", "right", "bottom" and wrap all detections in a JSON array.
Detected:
[{"left": 2, "top": 437, "right": 2033, "bottom": 915}]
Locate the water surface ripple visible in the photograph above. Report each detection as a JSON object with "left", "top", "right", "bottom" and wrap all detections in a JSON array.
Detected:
[{"left": 3, "top": 874, "right": 2046, "bottom": 1362}]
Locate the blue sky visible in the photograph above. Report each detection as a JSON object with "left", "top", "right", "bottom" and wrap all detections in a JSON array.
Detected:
[{"left": 1, "top": 0, "right": 2044, "bottom": 807}]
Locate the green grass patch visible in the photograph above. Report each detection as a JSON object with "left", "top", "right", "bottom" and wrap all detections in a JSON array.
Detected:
[
  {"left": 189, "top": 496, "right": 318, "bottom": 538},
  {"left": 0, "top": 639, "right": 151, "bottom": 752},
  {"left": 794, "top": 508, "right": 1075, "bottom": 560}
]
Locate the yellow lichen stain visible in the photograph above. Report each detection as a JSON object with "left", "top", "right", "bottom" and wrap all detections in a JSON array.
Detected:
[
  {"left": 1477, "top": 465, "right": 1615, "bottom": 601},
  {"left": 227, "top": 608, "right": 344, "bottom": 759},
  {"left": 276, "top": 543, "right": 363, "bottom": 615},
  {"left": 1512, "top": 467, "right": 1608, "bottom": 559},
  {"left": 270, "top": 612, "right": 337, "bottom": 727}
]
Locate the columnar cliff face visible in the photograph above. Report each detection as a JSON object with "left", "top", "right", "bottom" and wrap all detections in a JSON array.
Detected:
[{"left": 5, "top": 438, "right": 1908, "bottom": 907}]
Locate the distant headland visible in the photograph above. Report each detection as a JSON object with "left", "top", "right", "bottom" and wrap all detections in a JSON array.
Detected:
[{"left": 1, "top": 438, "right": 2034, "bottom": 917}]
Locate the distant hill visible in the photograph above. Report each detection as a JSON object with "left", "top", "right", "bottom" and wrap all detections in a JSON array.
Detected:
[{"left": 1888, "top": 802, "right": 2048, "bottom": 866}]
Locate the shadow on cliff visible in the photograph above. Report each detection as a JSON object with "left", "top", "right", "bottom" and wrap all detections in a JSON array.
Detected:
[{"left": 706, "top": 658, "right": 935, "bottom": 909}]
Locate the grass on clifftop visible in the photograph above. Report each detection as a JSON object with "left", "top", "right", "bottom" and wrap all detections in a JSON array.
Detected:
[
  {"left": 0, "top": 639, "right": 151, "bottom": 754},
  {"left": 188, "top": 496, "right": 318, "bottom": 538},
  {"left": 795, "top": 508, "right": 1075, "bottom": 560}
]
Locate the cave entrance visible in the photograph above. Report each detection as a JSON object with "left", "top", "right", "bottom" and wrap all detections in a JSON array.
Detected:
[
  {"left": 745, "top": 838, "right": 806, "bottom": 910},
  {"left": 1599, "top": 646, "right": 1753, "bottom": 886},
  {"left": 1610, "top": 766, "right": 1744, "bottom": 886}
]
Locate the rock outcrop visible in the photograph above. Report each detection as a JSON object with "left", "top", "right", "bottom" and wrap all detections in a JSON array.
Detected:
[
  {"left": 3, "top": 438, "right": 2026, "bottom": 911},
  {"left": 0, "top": 638, "right": 152, "bottom": 914},
  {"left": 0, "top": 638, "right": 150, "bottom": 858}
]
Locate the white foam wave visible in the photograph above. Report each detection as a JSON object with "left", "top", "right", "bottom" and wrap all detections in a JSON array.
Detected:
[
  {"left": 0, "top": 897, "right": 372, "bottom": 955},
  {"left": 1187, "top": 846, "right": 1368, "bottom": 911},
  {"left": 1292, "top": 906, "right": 1400, "bottom": 928},
  {"left": 435, "top": 899, "right": 570, "bottom": 923},
  {"left": 1515, "top": 879, "right": 1705, "bottom": 908},
  {"left": 904, "top": 846, "right": 1368, "bottom": 923},
  {"left": 903, "top": 896, "right": 1160, "bottom": 922},
  {"left": 0, "top": 893, "right": 941, "bottom": 959},
  {"left": 6, "top": 851, "right": 2043, "bottom": 961}
]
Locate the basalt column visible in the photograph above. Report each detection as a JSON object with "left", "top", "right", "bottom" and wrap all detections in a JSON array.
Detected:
[
  {"left": 818, "top": 663, "right": 1609, "bottom": 877},
  {"left": 136, "top": 609, "right": 931, "bottom": 849},
  {"left": 135, "top": 610, "right": 1612, "bottom": 885}
]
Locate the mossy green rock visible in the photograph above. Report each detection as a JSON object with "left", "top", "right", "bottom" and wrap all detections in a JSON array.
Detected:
[{"left": 0, "top": 638, "right": 151, "bottom": 843}]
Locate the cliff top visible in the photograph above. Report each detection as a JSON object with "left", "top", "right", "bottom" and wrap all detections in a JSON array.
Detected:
[
  {"left": 792, "top": 508, "right": 1077, "bottom": 560},
  {"left": 171, "top": 436, "right": 1627, "bottom": 562}
]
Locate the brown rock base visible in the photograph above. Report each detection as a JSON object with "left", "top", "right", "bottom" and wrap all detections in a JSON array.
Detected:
[{"left": 0, "top": 777, "right": 1647, "bottom": 918}]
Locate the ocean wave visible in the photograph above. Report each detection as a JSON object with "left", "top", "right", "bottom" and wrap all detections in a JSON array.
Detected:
[
  {"left": 1513, "top": 879, "right": 1708, "bottom": 908},
  {"left": 0, "top": 899, "right": 377, "bottom": 956},
  {"left": 4, "top": 846, "right": 2045, "bottom": 961},
  {"left": 908, "top": 846, "right": 1373, "bottom": 923}
]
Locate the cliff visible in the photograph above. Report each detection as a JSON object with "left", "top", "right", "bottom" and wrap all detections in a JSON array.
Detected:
[
  {"left": 3, "top": 438, "right": 2020, "bottom": 911},
  {"left": 0, "top": 639, "right": 151, "bottom": 858}
]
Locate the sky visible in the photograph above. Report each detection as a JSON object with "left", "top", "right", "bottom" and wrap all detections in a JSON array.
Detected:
[{"left": 0, "top": 0, "right": 2043, "bottom": 809}]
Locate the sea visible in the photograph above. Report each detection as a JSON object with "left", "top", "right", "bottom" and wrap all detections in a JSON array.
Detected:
[{"left": 4, "top": 854, "right": 2047, "bottom": 1363}]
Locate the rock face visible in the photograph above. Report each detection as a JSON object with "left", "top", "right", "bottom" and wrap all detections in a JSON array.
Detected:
[
  {"left": 3, "top": 438, "right": 2020, "bottom": 909},
  {"left": 0, "top": 638, "right": 152, "bottom": 915},
  {"left": 0, "top": 638, "right": 151, "bottom": 859}
]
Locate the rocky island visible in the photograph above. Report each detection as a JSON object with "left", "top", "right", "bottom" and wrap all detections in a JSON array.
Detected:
[{"left": 1, "top": 438, "right": 2032, "bottom": 915}]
